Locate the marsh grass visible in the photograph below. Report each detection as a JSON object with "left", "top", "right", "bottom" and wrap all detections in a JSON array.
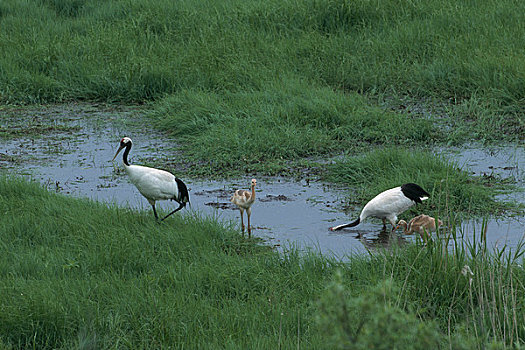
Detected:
[
  {"left": 317, "top": 218, "right": 525, "bottom": 349},
  {"left": 0, "top": 0, "right": 523, "bottom": 142},
  {"left": 0, "top": 105, "right": 83, "bottom": 141},
  {"left": 149, "top": 81, "right": 438, "bottom": 176},
  {"left": 411, "top": 220, "right": 525, "bottom": 347},
  {"left": 0, "top": 176, "right": 333, "bottom": 348},
  {"left": 0, "top": 117, "right": 79, "bottom": 138},
  {"left": 459, "top": 232, "right": 525, "bottom": 347},
  {"left": 323, "top": 147, "right": 521, "bottom": 217},
  {"left": 1, "top": 176, "right": 524, "bottom": 348}
]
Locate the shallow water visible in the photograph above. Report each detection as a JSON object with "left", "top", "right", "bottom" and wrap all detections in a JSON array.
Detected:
[
  {"left": 1, "top": 104, "right": 523, "bottom": 258},
  {"left": 438, "top": 145, "right": 525, "bottom": 253}
]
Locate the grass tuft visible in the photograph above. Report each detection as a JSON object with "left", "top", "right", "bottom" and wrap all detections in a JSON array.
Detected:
[{"left": 150, "top": 80, "right": 438, "bottom": 176}]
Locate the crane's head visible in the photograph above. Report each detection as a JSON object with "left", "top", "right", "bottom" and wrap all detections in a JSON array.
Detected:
[
  {"left": 395, "top": 220, "right": 408, "bottom": 232},
  {"left": 112, "top": 137, "right": 132, "bottom": 161},
  {"left": 251, "top": 178, "right": 257, "bottom": 187}
]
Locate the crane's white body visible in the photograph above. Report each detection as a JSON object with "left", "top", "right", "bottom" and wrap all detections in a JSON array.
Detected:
[
  {"left": 329, "top": 183, "right": 429, "bottom": 233},
  {"left": 124, "top": 164, "right": 178, "bottom": 206},
  {"left": 359, "top": 186, "right": 417, "bottom": 226}
]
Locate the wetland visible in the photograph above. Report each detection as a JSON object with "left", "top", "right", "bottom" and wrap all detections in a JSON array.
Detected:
[
  {"left": 1, "top": 0, "right": 525, "bottom": 347},
  {"left": 1, "top": 104, "right": 523, "bottom": 258}
]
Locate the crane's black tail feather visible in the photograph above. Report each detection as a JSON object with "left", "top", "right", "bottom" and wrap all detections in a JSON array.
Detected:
[
  {"left": 175, "top": 178, "right": 190, "bottom": 205},
  {"left": 329, "top": 218, "right": 360, "bottom": 231}
]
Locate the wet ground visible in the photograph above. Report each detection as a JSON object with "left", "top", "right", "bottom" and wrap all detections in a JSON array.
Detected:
[{"left": 1, "top": 104, "right": 524, "bottom": 258}]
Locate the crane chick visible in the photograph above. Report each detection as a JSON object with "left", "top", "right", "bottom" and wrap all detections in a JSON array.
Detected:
[
  {"left": 329, "top": 183, "right": 430, "bottom": 234},
  {"left": 231, "top": 179, "right": 257, "bottom": 238},
  {"left": 396, "top": 214, "right": 443, "bottom": 240},
  {"left": 112, "top": 137, "right": 189, "bottom": 221}
]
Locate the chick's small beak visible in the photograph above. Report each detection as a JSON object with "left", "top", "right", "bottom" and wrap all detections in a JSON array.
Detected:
[{"left": 112, "top": 145, "right": 125, "bottom": 161}]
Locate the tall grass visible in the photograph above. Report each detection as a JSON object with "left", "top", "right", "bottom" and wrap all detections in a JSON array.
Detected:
[
  {"left": 1, "top": 176, "right": 524, "bottom": 348},
  {"left": 316, "top": 221, "right": 525, "bottom": 349},
  {"left": 0, "top": 0, "right": 523, "bottom": 140}
]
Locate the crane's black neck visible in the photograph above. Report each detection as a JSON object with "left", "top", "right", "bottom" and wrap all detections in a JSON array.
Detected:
[{"left": 122, "top": 142, "right": 131, "bottom": 166}]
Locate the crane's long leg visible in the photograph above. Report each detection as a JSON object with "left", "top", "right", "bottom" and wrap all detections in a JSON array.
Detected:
[
  {"left": 381, "top": 218, "right": 387, "bottom": 231},
  {"left": 152, "top": 204, "right": 159, "bottom": 220},
  {"left": 147, "top": 199, "right": 159, "bottom": 221},
  {"left": 389, "top": 218, "right": 397, "bottom": 232},
  {"left": 161, "top": 202, "right": 186, "bottom": 221},
  {"left": 247, "top": 208, "right": 252, "bottom": 238},
  {"left": 239, "top": 208, "right": 245, "bottom": 236}
]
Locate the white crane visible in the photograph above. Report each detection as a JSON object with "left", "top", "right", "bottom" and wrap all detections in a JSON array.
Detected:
[
  {"left": 231, "top": 179, "right": 257, "bottom": 237},
  {"left": 329, "top": 183, "right": 430, "bottom": 234},
  {"left": 112, "top": 137, "right": 189, "bottom": 221}
]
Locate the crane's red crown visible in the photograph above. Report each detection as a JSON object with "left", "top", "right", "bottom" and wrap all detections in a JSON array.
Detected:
[{"left": 120, "top": 137, "right": 132, "bottom": 145}]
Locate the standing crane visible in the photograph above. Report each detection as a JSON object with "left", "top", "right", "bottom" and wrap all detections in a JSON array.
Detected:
[
  {"left": 112, "top": 137, "right": 189, "bottom": 221},
  {"left": 329, "top": 183, "right": 430, "bottom": 234},
  {"left": 231, "top": 179, "right": 257, "bottom": 237}
]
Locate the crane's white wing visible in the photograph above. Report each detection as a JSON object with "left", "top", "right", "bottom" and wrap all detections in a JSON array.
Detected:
[
  {"left": 361, "top": 187, "right": 414, "bottom": 219},
  {"left": 126, "top": 165, "right": 178, "bottom": 201}
]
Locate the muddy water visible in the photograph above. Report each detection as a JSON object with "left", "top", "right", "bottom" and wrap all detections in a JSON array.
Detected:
[{"left": 1, "top": 105, "right": 523, "bottom": 258}]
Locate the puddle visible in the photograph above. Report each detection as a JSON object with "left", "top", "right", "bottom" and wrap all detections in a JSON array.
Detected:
[
  {"left": 446, "top": 146, "right": 525, "bottom": 205},
  {"left": 0, "top": 104, "right": 524, "bottom": 259},
  {"left": 437, "top": 145, "right": 525, "bottom": 253}
]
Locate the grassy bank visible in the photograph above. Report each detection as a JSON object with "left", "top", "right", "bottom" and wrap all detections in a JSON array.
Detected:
[
  {"left": 1, "top": 177, "right": 524, "bottom": 348},
  {"left": 0, "top": 0, "right": 523, "bottom": 143},
  {"left": 0, "top": 176, "right": 329, "bottom": 348},
  {"left": 150, "top": 82, "right": 439, "bottom": 176}
]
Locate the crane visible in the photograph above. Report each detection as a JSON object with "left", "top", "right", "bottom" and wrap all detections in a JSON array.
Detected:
[
  {"left": 396, "top": 214, "right": 443, "bottom": 240},
  {"left": 231, "top": 179, "right": 257, "bottom": 237},
  {"left": 329, "top": 183, "right": 430, "bottom": 234},
  {"left": 112, "top": 137, "right": 189, "bottom": 221}
]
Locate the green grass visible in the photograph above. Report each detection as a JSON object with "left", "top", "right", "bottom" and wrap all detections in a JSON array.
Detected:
[
  {"left": 0, "top": 0, "right": 523, "bottom": 143},
  {"left": 0, "top": 176, "right": 331, "bottom": 348},
  {"left": 323, "top": 147, "right": 522, "bottom": 218},
  {"left": 1, "top": 176, "right": 525, "bottom": 348},
  {"left": 0, "top": 114, "right": 79, "bottom": 138},
  {"left": 149, "top": 80, "right": 439, "bottom": 176},
  {"left": 317, "top": 225, "right": 525, "bottom": 349}
]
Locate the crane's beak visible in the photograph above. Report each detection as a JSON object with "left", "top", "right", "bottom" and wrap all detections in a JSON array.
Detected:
[{"left": 112, "top": 145, "right": 125, "bottom": 161}]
